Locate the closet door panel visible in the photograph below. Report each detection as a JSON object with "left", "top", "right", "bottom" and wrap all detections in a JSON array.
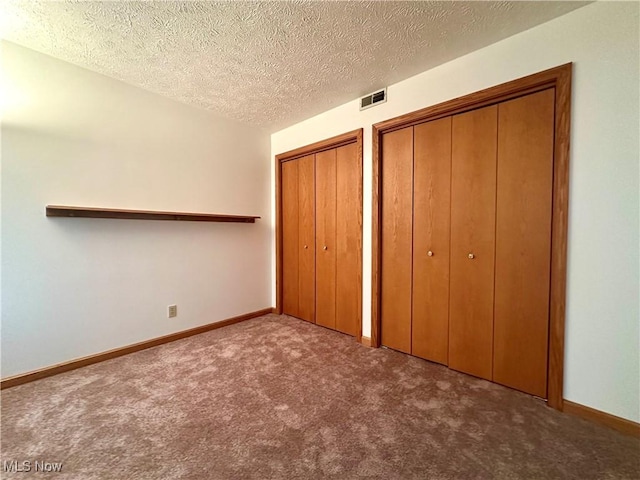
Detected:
[
  {"left": 412, "top": 117, "right": 452, "bottom": 365},
  {"left": 298, "top": 154, "right": 316, "bottom": 323},
  {"left": 493, "top": 89, "right": 554, "bottom": 397},
  {"left": 282, "top": 160, "right": 299, "bottom": 317},
  {"left": 381, "top": 127, "right": 414, "bottom": 353},
  {"left": 449, "top": 106, "right": 498, "bottom": 380},
  {"left": 316, "top": 148, "right": 337, "bottom": 330},
  {"left": 336, "top": 142, "right": 362, "bottom": 337}
]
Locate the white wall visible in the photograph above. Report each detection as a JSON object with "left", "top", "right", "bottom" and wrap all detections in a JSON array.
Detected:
[
  {"left": 1, "top": 41, "right": 272, "bottom": 378},
  {"left": 271, "top": 2, "right": 640, "bottom": 422}
]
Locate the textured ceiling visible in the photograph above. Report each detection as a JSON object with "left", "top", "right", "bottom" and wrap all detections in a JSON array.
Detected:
[{"left": 0, "top": 1, "right": 588, "bottom": 131}]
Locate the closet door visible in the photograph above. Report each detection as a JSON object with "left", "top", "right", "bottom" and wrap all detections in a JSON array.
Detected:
[
  {"left": 282, "top": 160, "right": 300, "bottom": 317},
  {"left": 412, "top": 117, "right": 452, "bottom": 365},
  {"left": 493, "top": 89, "right": 554, "bottom": 397},
  {"left": 298, "top": 154, "right": 316, "bottom": 323},
  {"left": 381, "top": 126, "right": 413, "bottom": 353},
  {"left": 336, "top": 142, "right": 362, "bottom": 336},
  {"left": 316, "top": 148, "right": 337, "bottom": 329},
  {"left": 449, "top": 105, "right": 498, "bottom": 380}
]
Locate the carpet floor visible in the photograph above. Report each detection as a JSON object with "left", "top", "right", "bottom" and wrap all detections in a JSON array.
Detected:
[{"left": 1, "top": 314, "right": 638, "bottom": 479}]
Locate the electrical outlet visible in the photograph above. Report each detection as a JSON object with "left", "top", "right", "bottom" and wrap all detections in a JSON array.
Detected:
[{"left": 168, "top": 304, "right": 177, "bottom": 318}]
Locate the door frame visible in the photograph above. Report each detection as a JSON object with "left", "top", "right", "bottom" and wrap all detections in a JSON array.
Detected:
[
  {"left": 275, "top": 129, "right": 364, "bottom": 338},
  {"left": 371, "top": 64, "right": 572, "bottom": 410}
]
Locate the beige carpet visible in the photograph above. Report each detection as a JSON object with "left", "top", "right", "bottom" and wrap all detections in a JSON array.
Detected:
[{"left": 1, "top": 314, "right": 638, "bottom": 479}]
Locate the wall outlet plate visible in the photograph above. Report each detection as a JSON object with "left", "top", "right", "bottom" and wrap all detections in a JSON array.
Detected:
[{"left": 168, "top": 304, "right": 177, "bottom": 318}]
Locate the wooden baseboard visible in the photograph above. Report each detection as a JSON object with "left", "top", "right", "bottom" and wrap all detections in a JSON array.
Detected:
[
  {"left": 360, "top": 336, "right": 372, "bottom": 347},
  {"left": 1, "top": 307, "right": 273, "bottom": 390},
  {"left": 563, "top": 400, "right": 640, "bottom": 437}
]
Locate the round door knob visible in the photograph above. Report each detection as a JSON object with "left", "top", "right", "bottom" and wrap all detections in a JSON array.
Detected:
[
  {"left": 468, "top": 253, "right": 475, "bottom": 259},
  {"left": 304, "top": 245, "right": 308, "bottom": 249},
  {"left": 323, "top": 245, "right": 328, "bottom": 250},
  {"left": 427, "top": 251, "right": 434, "bottom": 257}
]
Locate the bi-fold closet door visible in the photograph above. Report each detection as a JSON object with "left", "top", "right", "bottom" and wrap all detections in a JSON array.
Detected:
[
  {"left": 282, "top": 155, "right": 316, "bottom": 323},
  {"left": 381, "top": 89, "right": 555, "bottom": 398},
  {"left": 380, "top": 118, "right": 451, "bottom": 365},
  {"left": 281, "top": 142, "right": 362, "bottom": 337}
]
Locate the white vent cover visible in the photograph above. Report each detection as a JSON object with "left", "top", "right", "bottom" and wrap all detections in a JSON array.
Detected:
[{"left": 360, "top": 88, "right": 387, "bottom": 111}]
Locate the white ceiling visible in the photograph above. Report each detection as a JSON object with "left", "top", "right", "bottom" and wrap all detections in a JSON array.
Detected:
[{"left": 0, "top": 1, "right": 588, "bottom": 132}]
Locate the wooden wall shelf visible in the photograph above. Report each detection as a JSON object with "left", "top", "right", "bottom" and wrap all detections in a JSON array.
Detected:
[{"left": 45, "top": 205, "right": 260, "bottom": 223}]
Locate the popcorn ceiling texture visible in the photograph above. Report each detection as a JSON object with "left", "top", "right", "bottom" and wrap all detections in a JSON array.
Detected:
[{"left": 0, "top": 1, "right": 586, "bottom": 130}]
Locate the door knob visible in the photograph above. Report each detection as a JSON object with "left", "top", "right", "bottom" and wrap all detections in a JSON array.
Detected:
[
  {"left": 304, "top": 245, "right": 308, "bottom": 249},
  {"left": 427, "top": 251, "right": 434, "bottom": 257},
  {"left": 468, "top": 253, "right": 475, "bottom": 259},
  {"left": 323, "top": 245, "right": 328, "bottom": 250}
]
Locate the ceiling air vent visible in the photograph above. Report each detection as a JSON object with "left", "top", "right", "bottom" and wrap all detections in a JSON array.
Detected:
[{"left": 360, "top": 88, "right": 387, "bottom": 111}]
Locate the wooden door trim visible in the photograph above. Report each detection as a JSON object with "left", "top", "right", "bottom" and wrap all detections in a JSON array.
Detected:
[
  {"left": 371, "top": 64, "right": 571, "bottom": 411},
  {"left": 275, "top": 129, "right": 363, "bottom": 338},
  {"left": 276, "top": 129, "right": 363, "bottom": 163}
]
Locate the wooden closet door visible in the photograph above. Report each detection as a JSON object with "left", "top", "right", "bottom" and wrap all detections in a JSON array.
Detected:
[
  {"left": 412, "top": 117, "right": 452, "bottom": 365},
  {"left": 381, "top": 126, "right": 413, "bottom": 353},
  {"left": 449, "top": 105, "right": 498, "bottom": 380},
  {"left": 281, "top": 160, "right": 299, "bottom": 317},
  {"left": 493, "top": 89, "right": 554, "bottom": 397},
  {"left": 315, "top": 148, "right": 337, "bottom": 330},
  {"left": 336, "top": 142, "right": 362, "bottom": 336},
  {"left": 298, "top": 154, "right": 316, "bottom": 323}
]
